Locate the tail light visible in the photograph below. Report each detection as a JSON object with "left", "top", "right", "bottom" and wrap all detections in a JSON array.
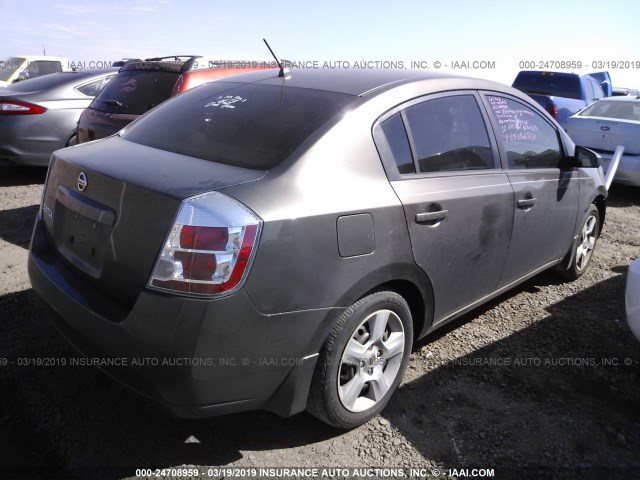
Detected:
[
  {"left": 0, "top": 100, "right": 46, "bottom": 115},
  {"left": 545, "top": 103, "right": 558, "bottom": 120},
  {"left": 149, "top": 192, "right": 261, "bottom": 296}
]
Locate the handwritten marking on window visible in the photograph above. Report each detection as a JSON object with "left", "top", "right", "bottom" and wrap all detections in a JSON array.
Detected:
[{"left": 205, "top": 95, "right": 247, "bottom": 109}]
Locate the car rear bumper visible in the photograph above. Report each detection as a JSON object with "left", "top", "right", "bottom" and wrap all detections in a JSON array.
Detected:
[
  {"left": 598, "top": 151, "right": 640, "bottom": 187},
  {"left": 0, "top": 144, "right": 51, "bottom": 166},
  {"left": 0, "top": 111, "right": 75, "bottom": 167},
  {"left": 28, "top": 218, "right": 338, "bottom": 418}
]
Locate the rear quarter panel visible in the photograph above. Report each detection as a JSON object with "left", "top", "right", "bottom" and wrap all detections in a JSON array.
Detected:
[{"left": 224, "top": 98, "right": 421, "bottom": 315}]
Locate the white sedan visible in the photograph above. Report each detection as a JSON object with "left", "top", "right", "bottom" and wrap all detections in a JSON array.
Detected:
[
  {"left": 567, "top": 97, "right": 640, "bottom": 186},
  {"left": 627, "top": 258, "right": 640, "bottom": 341}
]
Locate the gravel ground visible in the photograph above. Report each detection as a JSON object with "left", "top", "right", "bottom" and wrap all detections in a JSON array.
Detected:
[{"left": 1, "top": 165, "right": 639, "bottom": 480}]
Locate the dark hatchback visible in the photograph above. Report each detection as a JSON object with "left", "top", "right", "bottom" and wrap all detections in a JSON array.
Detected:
[
  {"left": 30, "top": 69, "right": 607, "bottom": 429},
  {"left": 77, "top": 57, "right": 274, "bottom": 143},
  {"left": 76, "top": 58, "right": 186, "bottom": 143}
]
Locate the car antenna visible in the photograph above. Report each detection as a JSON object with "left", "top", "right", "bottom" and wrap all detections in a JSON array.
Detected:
[{"left": 263, "top": 38, "right": 285, "bottom": 78}]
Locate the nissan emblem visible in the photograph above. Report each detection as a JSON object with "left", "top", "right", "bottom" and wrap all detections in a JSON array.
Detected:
[{"left": 77, "top": 172, "right": 88, "bottom": 192}]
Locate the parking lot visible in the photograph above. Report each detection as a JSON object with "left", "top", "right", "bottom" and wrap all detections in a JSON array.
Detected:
[{"left": 0, "top": 165, "right": 638, "bottom": 479}]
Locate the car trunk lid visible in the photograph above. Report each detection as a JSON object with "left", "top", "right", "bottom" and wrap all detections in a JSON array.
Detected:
[
  {"left": 40, "top": 136, "right": 266, "bottom": 307},
  {"left": 567, "top": 116, "right": 640, "bottom": 154}
]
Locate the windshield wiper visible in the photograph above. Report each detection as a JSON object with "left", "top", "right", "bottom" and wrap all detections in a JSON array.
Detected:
[{"left": 102, "top": 99, "right": 126, "bottom": 109}]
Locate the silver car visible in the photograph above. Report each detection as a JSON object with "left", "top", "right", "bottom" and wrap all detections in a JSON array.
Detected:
[
  {"left": 29, "top": 68, "right": 607, "bottom": 429},
  {"left": 567, "top": 96, "right": 640, "bottom": 186},
  {"left": 0, "top": 69, "right": 116, "bottom": 166}
]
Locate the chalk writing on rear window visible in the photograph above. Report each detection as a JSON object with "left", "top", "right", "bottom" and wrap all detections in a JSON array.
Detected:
[
  {"left": 120, "top": 78, "right": 137, "bottom": 93},
  {"left": 205, "top": 95, "right": 247, "bottom": 109}
]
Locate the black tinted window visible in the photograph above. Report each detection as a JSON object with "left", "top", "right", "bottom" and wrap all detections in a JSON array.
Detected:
[
  {"left": 486, "top": 95, "right": 563, "bottom": 169},
  {"left": 91, "top": 70, "right": 179, "bottom": 114},
  {"left": 404, "top": 95, "right": 493, "bottom": 172},
  {"left": 381, "top": 114, "right": 415, "bottom": 174},
  {"left": 123, "top": 82, "right": 355, "bottom": 170},
  {"left": 513, "top": 74, "right": 581, "bottom": 100}
]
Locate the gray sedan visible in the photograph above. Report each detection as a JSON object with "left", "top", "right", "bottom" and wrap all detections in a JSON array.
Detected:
[
  {"left": 0, "top": 70, "right": 116, "bottom": 166},
  {"left": 29, "top": 68, "right": 608, "bottom": 429}
]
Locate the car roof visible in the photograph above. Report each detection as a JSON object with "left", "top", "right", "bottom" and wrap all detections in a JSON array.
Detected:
[
  {"left": 215, "top": 68, "right": 505, "bottom": 97},
  {"left": 120, "top": 60, "right": 186, "bottom": 73},
  {"left": 184, "top": 58, "right": 265, "bottom": 70},
  {"left": 119, "top": 55, "right": 220, "bottom": 73},
  {"left": 118, "top": 57, "right": 270, "bottom": 74},
  {"left": 515, "top": 70, "right": 583, "bottom": 78},
  {"left": 595, "top": 96, "right": 640, "bottom": 102},
  {"left": 0, "top": 69, "right": 117, "bottom": 95},
  {"left": 14, "top": 55, "right": 68, "bottom": 61}
]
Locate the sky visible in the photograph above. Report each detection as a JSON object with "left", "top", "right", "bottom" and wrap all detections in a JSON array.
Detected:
[{"left": 1, "top": 0, "right": 640, "bottom": 88}]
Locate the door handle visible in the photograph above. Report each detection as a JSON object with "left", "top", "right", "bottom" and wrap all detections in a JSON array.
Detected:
[
  {"left": 415, "top": 210, "right": 449, "bottom": 223},
  {"left": 517, "top": 197, "right": 536, "bottom": 209}
]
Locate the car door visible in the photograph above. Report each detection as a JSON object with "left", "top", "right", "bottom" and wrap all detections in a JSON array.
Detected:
[
  {"left": 480, "top": 93, "right": 580, "bottom": 287},
  {"left": 374, "top": 92, "right": 514, "bottom": 323}
]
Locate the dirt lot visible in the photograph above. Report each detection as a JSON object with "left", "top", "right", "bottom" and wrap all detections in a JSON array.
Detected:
[{"left": 1, "top": 166, "right": 639, "bottom": 480}]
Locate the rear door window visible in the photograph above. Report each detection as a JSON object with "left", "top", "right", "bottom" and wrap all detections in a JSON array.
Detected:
[
  {"left": 404, "top": 95, "right": 494, "bottom": 172},
  {"left": 91, "top": 70, "right": 180, "bottom": 114},
  {"left": 123, "top": 82, "right": 356, "bottom": 170},
  {"left": 484, "top": 95, "right": 563, "bottom": 169}
]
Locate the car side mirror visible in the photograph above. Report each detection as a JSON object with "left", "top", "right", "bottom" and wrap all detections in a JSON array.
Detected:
[{"left": 572, "top": 146, "right": 600, "bottom": 168}]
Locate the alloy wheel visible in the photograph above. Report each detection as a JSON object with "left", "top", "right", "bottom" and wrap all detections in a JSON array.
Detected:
[{"left": 337, "top": 309, "right": 405, "bottom": 412}]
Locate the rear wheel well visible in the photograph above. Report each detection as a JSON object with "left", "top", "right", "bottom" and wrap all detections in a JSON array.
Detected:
[{"left": 364, "top": 280, "right": 428, "bottom": 343}]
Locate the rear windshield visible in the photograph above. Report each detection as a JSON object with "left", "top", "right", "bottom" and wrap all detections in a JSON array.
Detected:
[
  {"left": 90, "top": 70, "right": 180, "bottom": 115},
  {"left": 122, "top": 82, "right": 356, "bottom": 170},
  {"left": 580, "top": 100, "right": 640, "bottom": 121},
  {"left": 513, "top": 74, "right": 581, "bottom": 100}
]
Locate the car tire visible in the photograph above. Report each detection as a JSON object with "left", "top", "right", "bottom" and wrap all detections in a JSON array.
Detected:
[
  {"left": 556, "top": 204, "right": 600, "bottom": 280},
  {"left": 307, "top": 291, "right": 413, "bottom": 429}
]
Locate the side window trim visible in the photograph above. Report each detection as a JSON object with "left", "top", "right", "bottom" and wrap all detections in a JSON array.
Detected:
[
  {"left": 399, "top": 110, "right": 420, "bottom": 173},
  {"left": 373, "top": 90, "right": 502, "bottom": 181},
  {"left": 478, "top": 91, "right": 567, "bottom": 170}
]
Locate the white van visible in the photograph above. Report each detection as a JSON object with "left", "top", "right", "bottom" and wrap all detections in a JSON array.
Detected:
[{"left": 0, "top": 55, "right": 70, "bottom": 87}]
